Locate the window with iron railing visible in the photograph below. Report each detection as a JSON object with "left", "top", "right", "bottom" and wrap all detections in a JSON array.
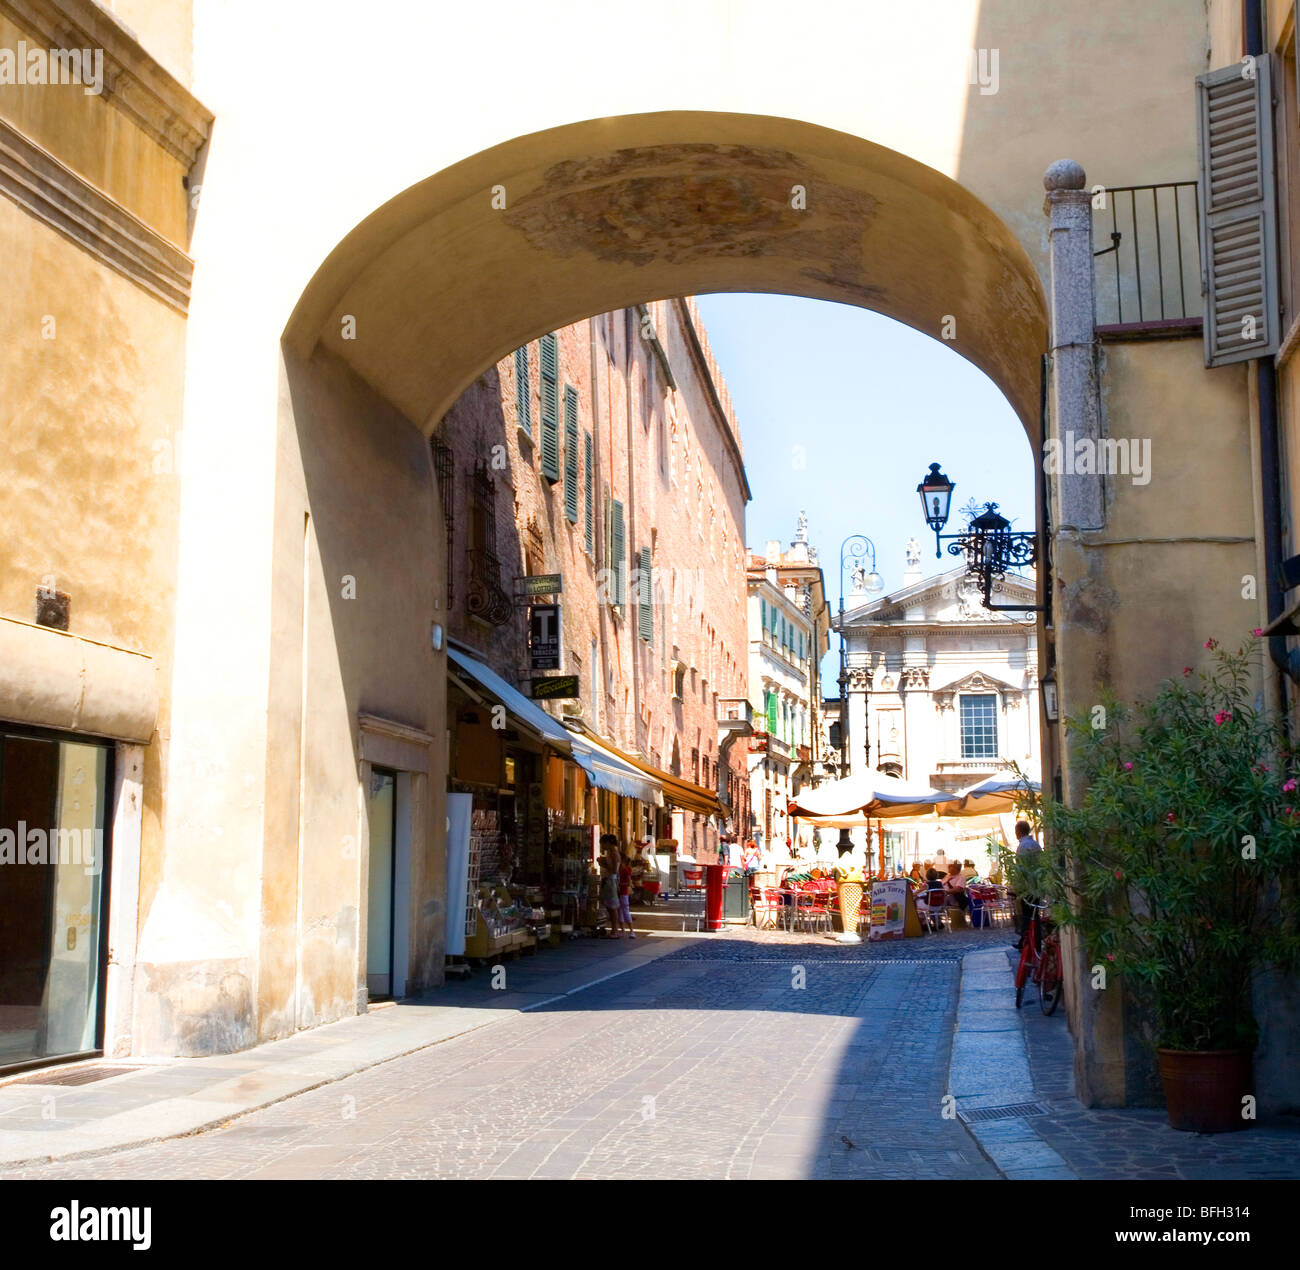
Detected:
[{"left": 1093, "top": 182, "right": 1201, "bottom": 331}]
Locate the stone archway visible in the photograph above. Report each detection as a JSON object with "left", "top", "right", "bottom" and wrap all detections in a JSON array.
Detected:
[{"left": 256, "top": 110, "right": 1048, "bottom": 1045}]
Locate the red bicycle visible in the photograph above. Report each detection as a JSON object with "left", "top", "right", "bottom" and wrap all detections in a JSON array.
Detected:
[{"left": 1014, "top": 899, "right": 1063, "bottom": 1015}]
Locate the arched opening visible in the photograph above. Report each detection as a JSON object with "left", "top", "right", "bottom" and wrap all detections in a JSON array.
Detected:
[{"left": 263, "top": 111, "right": 1048, "bottom": 1038}]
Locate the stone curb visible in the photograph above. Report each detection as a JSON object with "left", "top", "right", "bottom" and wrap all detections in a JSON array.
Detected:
[{"left": 948, "top": 947, "right": 1078, "bottom": 1180}]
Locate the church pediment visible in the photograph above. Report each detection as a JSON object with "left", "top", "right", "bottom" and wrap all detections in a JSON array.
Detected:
[
  {"left": 840, "top": 567, "right": 1035, "bottom": 627},
  {"left": 931, "top": 669, "right": 1020, "bottom": 697}
]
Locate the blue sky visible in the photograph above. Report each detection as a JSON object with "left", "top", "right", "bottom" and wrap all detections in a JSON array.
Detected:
[{"left": 694, "top": 293, "right": 1037, "bottom": 689}]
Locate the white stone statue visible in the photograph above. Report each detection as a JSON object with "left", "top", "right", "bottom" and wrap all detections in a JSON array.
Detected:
[
  {"left": 906, "top": 536, "right": 921, "bottom": 567},
  {"left": 850, "top": 564, "right": 867, "bottom": 593},
  {"left": 796, "top": 510, "right": 808, "bottom": 542}
]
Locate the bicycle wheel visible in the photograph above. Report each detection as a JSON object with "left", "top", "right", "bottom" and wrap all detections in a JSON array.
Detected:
[
  {"left": 1014, "top": 946, "right": 1033, "bottom": 1009},
  {"left": 1039, "top": 939, "right": 1063, "bottom": 1016}
]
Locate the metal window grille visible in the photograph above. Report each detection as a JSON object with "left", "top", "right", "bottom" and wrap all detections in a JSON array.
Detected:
[{"left": 432, "top": 436, "right": 455, "bottom": 608}]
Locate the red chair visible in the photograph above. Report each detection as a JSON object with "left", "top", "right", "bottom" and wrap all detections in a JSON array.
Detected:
[
  {"left": 751, "top": 886, "right": 781, "bottom": 929},
  {"left": 679, "top": 866, "right": 705, "bottom": 932},
  {"left": 918, "top": 886, "right": 949, "bottom": 933},
  {"left": 794, "top": 882, "right": 831, "bottom": 934}
]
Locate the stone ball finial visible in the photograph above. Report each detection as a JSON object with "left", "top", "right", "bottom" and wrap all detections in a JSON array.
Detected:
[{"left": 1043, "top": 159, "right": 1087, "bottom": 191}]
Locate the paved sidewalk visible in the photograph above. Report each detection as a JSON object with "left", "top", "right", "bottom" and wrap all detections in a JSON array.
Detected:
[
  {"left": 0, "top": 932, "right": 686, "bottom": 1169},
  {"left": 951, "top": 943, "right": 1300, "bottom": 1180}
]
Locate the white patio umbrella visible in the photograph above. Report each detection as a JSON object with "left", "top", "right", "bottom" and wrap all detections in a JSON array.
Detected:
[
  {"left": 941, "top": 775, "right": 1041, "bottom": 817},
  {"left": 787, "top": 771, "right": 951, "bottom": 822}
]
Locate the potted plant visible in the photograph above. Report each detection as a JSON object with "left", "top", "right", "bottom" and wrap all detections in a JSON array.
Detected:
[{"left": 1010, "top": 637, "right": 1300, "bottom": 1133}]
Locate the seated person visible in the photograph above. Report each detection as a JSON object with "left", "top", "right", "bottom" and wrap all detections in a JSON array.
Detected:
[{"left": 942, "top": 860, "right": 970, "bottom": 908}]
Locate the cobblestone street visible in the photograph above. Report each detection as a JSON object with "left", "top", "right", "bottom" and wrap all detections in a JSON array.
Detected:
[{"left": 2, "top": 937, "right": 996, "bottom": 1181}]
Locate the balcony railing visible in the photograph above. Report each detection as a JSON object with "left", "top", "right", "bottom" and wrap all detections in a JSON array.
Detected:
[{"left": 1093, "top": 181, "right": 1201, "bottom": 332}]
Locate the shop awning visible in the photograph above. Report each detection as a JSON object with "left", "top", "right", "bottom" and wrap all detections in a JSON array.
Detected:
[
  {"left": 447, "top": 649, "right": 661, "bottom": 804},
  {"left": 568, "top": 732, "right": 664, "bottom": 806},
  {"left": 587, "top": 735, "right": 726, "bottom": 818}
]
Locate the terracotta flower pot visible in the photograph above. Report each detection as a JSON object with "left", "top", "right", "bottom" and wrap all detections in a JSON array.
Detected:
[{"left": 1157, "top": 1048, "right": 1253, "bottom": 1134}]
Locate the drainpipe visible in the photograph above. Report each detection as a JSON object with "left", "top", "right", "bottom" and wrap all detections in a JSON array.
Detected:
[{"left": 1246, "top": 0, "right": 1293, "bottom": 714}]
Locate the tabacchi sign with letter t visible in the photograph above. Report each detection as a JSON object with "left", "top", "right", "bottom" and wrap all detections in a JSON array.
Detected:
[{"left": 529, "top": 603, "right": 561, "bottom": 670}]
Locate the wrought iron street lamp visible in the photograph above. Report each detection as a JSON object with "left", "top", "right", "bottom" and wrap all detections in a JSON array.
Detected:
[
  {"left": 914, "top": 462, "right": 1043, "bottom": 613},
  {"left": 837, "top": 535, "right": 883, "bottom": 779}
]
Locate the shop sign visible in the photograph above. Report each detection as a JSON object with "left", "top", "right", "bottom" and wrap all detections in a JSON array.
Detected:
[
  {"left": 522, "top": 573, "right": 563, "bottom": 597},
  {"left": 529, "top": 603, "right": 562, "bottom": 670},
  {"left": 531, "top": 675, "right": 580, "bottom": 700},
  {"left": 868, "top": 877, "right": 909, "bottom": 941}
]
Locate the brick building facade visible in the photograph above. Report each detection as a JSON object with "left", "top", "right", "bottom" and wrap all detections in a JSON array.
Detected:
[{"left": 435, "top": 299, "right": 751, "bottom": 865}]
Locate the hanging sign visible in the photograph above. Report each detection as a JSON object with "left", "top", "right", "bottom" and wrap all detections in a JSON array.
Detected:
[
  {"left": 531, "top": 675, "right": 580, "bottom": 700},
  {"left": 529, "top": 604, "right": 562, "bottom": 670},
  {"left": 868, "top": 877, "right": 910, "bottom": 941},
  {"left": 522, "top": 574, "right": 563, "bottom": 596}
]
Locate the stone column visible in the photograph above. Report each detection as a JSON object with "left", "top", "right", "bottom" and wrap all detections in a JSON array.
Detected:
[
  {"left": 1044, "top": 159, "right": 1103, "bottom": 533},
  {"left": 1044, "top": 160, "right": 1126, "bottom": 1107}
]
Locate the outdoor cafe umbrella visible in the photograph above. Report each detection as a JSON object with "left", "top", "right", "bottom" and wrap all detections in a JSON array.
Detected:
[
  {"left": 939, "top": 774, "right": 1041, "bottom": 817},
  {"left": 786, "top": 771, "right": 951, "bottom": 824}
]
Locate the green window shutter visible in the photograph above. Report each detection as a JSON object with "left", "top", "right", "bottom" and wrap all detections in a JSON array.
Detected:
[
  {"left": 514, "top": 346, "right": 531, "bottom": 438},
  {"left": 766, "top": 691, "right": 778, "bottom": 734},
  {"left": 563, "top": 385, "right": 579, "bottom": 522},
  {"left": 583, "top": 432, "right": 594, "bottom": 554},
  {"left": 539, "top": 333, "right": 560, "bottom": 481},
  {"left": 1196, "top": 58, "right": 1280, "bottom": 365},
  {"left": 611, "top": 498, "right": 625, "bottom": 607},
  {"left": 638, "top": 547, "right": 653, "bottom": 642}
]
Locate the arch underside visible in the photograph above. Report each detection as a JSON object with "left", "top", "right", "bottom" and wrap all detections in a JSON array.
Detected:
[{"left": 286, "top": 112, "right": 1048, "bottom": 438}]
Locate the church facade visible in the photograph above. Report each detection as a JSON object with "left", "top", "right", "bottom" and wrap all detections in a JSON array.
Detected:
[{"left": 836, "top": 541, "right": 1041, "bottom": 871}]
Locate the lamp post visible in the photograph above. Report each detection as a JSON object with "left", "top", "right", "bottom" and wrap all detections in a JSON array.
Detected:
[
  {"left": 837, "top": 535, "right": 883, "bottom": 780},
  {"left": 914, "top": 462, "right": 1044, "bottom": 612}
]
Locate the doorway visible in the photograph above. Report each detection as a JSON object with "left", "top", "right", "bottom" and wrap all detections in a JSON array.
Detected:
[
  {"left": 0, "top": 727, "right": 112, "bottom": 1073},
  {"left": 365, "top": 765, "right": 412, "bottom": 1001},
  {"left": 366, "top": 767, "right": 396, "bottom": 999}
]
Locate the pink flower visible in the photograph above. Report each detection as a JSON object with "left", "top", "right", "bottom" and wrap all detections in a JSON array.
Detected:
[
  {"left": 1254, "top": 628, "right": 1264, "bottom": 637},
  {"left": 1123, "top": 762, "right": 1133, "bottom": 771},
  {"left": 1284, "top": 779, "right": 1297, "bottom": 793},
  {"left": 1105, "top": 953, "right": 1115, "bottom": 962},
  {"left": 1165, "top": 812, "right": 1176, "bottom": 824},
  {"left": 1114, "top": 868, "right": 1123, "bottom": 879},
  {"left": 1205, "top": 638, "right": 1219, "bottom": 650},
  {"left": 1287, "top": 807, "right": 1294, "bottom": 817},
  {"left": 1214, "top": 711, "right": 1233, "bottom": 725}
]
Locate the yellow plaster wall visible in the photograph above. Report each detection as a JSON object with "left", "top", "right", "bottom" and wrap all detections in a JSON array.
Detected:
[{"left": 0, "top": 12, "right": 190, "bottom": 244}]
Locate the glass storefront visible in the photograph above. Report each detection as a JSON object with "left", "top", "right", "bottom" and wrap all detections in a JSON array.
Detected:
[{"left": 0, "top": 728, "right": 112, "bottom": 1072}]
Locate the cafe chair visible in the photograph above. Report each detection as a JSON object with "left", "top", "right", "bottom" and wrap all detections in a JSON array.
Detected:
[{"left": 679, "top": 866, "right": 706, "bottom": 932}]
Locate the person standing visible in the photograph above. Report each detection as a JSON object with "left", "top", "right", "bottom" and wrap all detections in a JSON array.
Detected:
[
  {"left": 597, "top": 841, "right": 620, "bottom": 939},
  {"left": 1012, "top": 819, "right": 1042, "bottom": 947},
  {"left": 617, "top": 851, "right": 636, "bottom": 939}
]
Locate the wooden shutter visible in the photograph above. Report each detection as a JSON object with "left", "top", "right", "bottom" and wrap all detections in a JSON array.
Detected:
[
  {"left": 583, "top": 432, "right": 594, "bottom": 554},
  {"left": 563, "top": 385, "right": 579, "bottom": 522},
  {"left": 539, "top": 333, "right": 560, "bottom": 480},
  {"left": 638, "top": 547, "right": 653, "bottom": 642},
  {"left": 514, "top": 345, "right": 531, "bottom": 438},
  {"left": 611, "top": 498, "right": 625, "bottom": 608},
  {"left": 766, "top": 690, "right": 778, "bottom": 734},
  {"left": 1196, "top": 58, "right": 1280, "bottom": 365}
]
